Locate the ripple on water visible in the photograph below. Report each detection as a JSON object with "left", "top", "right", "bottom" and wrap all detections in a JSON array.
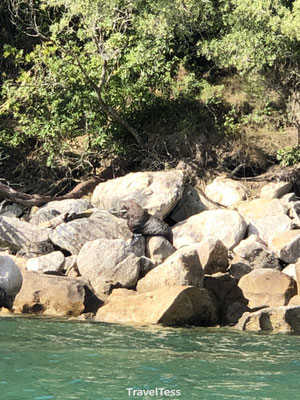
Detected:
[{"left": 1, "top": 318, "right": 300, "bottom": 399}]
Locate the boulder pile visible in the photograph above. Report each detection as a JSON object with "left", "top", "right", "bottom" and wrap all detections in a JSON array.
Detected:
[{"left": 1, "top": 169, "right": 300, "bottom": 332}]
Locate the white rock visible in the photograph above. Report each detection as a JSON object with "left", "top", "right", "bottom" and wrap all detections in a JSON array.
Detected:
[
  {"left": 172, "top": 209, "right": 247, "bottom": 250},
  {"left": 26, "top": 251, "right": 65, "bottom": 273},
  {"left": 205, "top": 177, "right": 247, "bottom": 207},
  {"left": 92, "top": 170, "right": 185, "bottom": 219},
  {"left": 248, "top": 214, "right": 292, "bottom": 243},
  {"left": 260, "top": 181, "right": 293, "bottom": 199}
]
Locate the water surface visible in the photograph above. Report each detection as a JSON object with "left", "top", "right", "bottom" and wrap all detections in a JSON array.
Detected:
[{"left": 1, "top": 317, "right": 300, "bottom": 399}]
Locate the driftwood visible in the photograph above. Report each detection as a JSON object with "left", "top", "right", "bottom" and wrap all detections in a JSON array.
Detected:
[{"left": 0, "top": 176, "right": 101, "bottom": 208}]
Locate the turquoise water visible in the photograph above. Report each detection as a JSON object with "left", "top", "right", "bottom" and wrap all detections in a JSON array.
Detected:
[{"left": 1, "top": 318, "right": 300, "bottom": 399}]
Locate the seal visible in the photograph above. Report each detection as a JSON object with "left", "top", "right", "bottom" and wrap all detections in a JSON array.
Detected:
[{"left": 120, "top": 200, "right": 173, "bottom": 244}]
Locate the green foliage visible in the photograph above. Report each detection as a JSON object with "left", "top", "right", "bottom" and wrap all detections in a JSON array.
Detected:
[{"left": 276, "top": 146, "right": 300, "bottom": 166}]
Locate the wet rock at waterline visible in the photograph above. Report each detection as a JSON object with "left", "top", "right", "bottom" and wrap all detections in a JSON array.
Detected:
[
  {"left": 0, "top": 255, "right": 23, "bottom": 309},
  {"left": 95, "top": 286, "right": 218, "bottom": 326}
]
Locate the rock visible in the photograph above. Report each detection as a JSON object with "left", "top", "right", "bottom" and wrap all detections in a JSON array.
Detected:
[
  {"left": 169, "top": 185, "right": 207, "bottom": 223},
  {"left": 136, "top": 245, "right": 204, "bottom": 293},
  {"left": 238, "top": 198, "right": 286, "bottom": 222},
  {"left": 77, "top": 239, "right": 140, "bottom": 297},
  {"left": 228, "top": 255, "right": 253, "bottom": 281},
  {"left": 288, "top": 295, "right": 300, "bottom": 305},
  {"left": 238, "top": 269, "right": 297, "bottom": 308},
  {"left": 145, "top": 236, "right": 175, "bottom": 264},
  {"left": 248, "top": 214, "right": 292, "bottom": 243},
  {"left": 204, "top": 272, "right": 247, "bottom": 325},
  {"left": 14, "top": 271, "right": 87, "bottom": 317},
  {"left": 0, "top": 203, "right": 24, "bottom": 218},
  {"left": 205, "top": 177, "right": 247, "bottom": 207},
  {"left": 232, "top": 235, "right": 281, "bottom": 270},
  {"left": 196, "top": 238, "right": 228, "bottom": 274},
  {"left": 62, "top": 255, "right": 78, "bottom": 275},
  {"left": 260, "top": 181, "right": 293, "bottom": 199},
  {"left": 172, "top": 209, "right": 247, "bottom": 250},
  {"left": 282, "top": 264, "right": 297, "bottom": 281},
  {"left": 30, "top": 199, "right": 92, "bottom": 225},
  {"left": 269, "top": 230, "right": 300, "bottom": 263},
  {"left": 235, "top": 306, "right": 300, "bottom": 333},
  {"left": 139, "top": 256, "right": 157, "bottom": 278},
  {"left": 280, "top": 192, "right": 298, "bottom": 207},
  {"left": 95, "top": 286, "right": 218, "bottom": 326},
  {"left": 0, "top": 216, "right": 51, "bottom": 254},
  {"left": 26, "top": 251, "right": 65, "bottom": 273},
  {"left": 295, "top": 262, "right": 300, "bottom": 293},
  {"left": 129, "top": 235, "right": 145, "bottom": 258},
  {"left": 50, "top": 210, "right": 131, "bottom": 254},
  {"left": 91, "top": 170, "right": 185, "bottom": 219},
  {"left": 0, "top": 255, "right": 23, "bottom": 309}
]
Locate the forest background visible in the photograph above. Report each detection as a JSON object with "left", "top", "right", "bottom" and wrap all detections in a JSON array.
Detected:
[{"left": 0, "top": 0, "right": 299, "bottom": 195}]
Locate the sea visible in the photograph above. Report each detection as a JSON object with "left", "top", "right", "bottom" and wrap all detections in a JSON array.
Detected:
[{"left": 1, "top": 316, "right": 300, "bottom": 399}]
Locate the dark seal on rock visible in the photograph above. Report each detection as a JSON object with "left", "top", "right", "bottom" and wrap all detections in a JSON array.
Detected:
[{"left": 120, "top": 200, "right": 173, "bottom": 245}]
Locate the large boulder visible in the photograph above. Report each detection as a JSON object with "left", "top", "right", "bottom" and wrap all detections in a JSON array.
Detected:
[
  {"left": 91, "top": 170, "right": 185, "bottom": 219},
  {"left": 136, "top": 245, "right": 204, "bottom": 293},
  {"left": 204, "top": 272, "right": 248, "bottom": 325},
  {"left": 238, "top": 269, "right": 297, "bottom": 308},
  {"left": 259, "top": 181, "right": 293, "bottom": 199},
  {"left": 26, "top": 251, "right": 65, "bottom": 274},
  {"left": 232, "top": 235, "right": 281, "bottom": 270},
  {"left": 77, "top": 239, "right": 140, "bottom": 298},
  {"left": 248, "top": 214, "right": 292, "bottom": 243},
  {"left": 50, "top": 210, "right": 131, "bottom": 255},
  {"left": 196, "top": 238, "right": 228, "bottom": 274},
  {"left": 235, "top": 306, "right": 300, "bottom": 333},
  {"left": 95, "top": 286, "right": 218, "bottom": 326},
  {"left": 30, "top": 199, "right": 92, "bottom": 225},
  {"left": 145, "top": 236, "right": 176, "bottom": 265},
  {"left": 0, "top": 255, "right": 23, "bottom": 309},
  {"left": 0, "top": 216, "right": 51, "bottom": 254},
  {"left": 238, "top": 198, "right": 286, "bottom": 222},
  {"left": 269, "top": 230, "right": 300, "bottom": 263},
  {"left": 172, "top": 210, "right": 247, "bottom": 250},
  {"left": 14, "top": 271, "right": 88, "bottom": 317},
  {"left": 205, "top": 177, "right": 247, "bottom": 207},
  {"left": 169, "top": 185, "right": 207, "bottom": 223}
]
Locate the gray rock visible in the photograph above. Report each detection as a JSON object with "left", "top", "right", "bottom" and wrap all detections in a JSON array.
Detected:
[
  {"left": 0, "top": 255, "right": 23, "bottom": 309},
  {"left": 30, "top": 199, "right": 92, "bottom": 225},
  {"left": 232, "top": 235, "right": 281, "bottom": 270},
  {"left": 170, "top": 184, "right": 207, "bottom": 223},
  {"left": 50, "top": 210, "right": 131, "bottom": 254},
  {"left": 0, "top": 216, "right": 51, "bottom": 254},
  {"left": 77, "top": 239, "right": 140, "bottom": 297},
  {"left": 145, "top": 236, "right": 176, "bottom": 264},
  {"left": 228, "top": 255, "right": 253, "bottom": 281},
  {"left": 26, "top": 251, "right": 65, "bottom": 273}
]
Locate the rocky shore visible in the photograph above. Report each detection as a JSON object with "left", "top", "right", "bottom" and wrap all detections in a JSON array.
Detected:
[{"left": 1, "top": 168, "right": 300, "bottom": 333}]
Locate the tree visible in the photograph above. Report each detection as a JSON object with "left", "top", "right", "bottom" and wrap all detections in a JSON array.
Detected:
[
  {"left": 201, "top": 0, "right": 300, "bottom": 142},
  {"left": 0, "top": 0, "right": 218, "bottom": 163}
]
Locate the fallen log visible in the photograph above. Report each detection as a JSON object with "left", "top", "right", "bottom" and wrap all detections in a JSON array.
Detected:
[{"left": 0, "top": 176, "right": 101, "bottom": 208}]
